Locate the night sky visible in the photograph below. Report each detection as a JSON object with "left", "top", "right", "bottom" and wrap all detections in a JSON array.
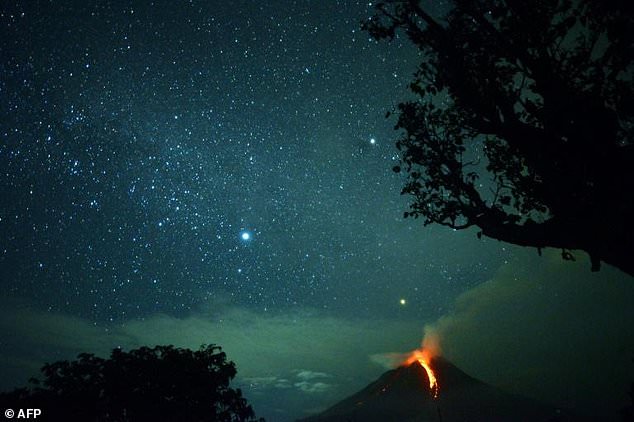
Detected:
[{"left": 1, "top": 1, "right": 633, "bottom": 421}]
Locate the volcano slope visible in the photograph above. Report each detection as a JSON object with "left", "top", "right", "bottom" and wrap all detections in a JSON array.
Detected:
[{"left": 299, "top": 357, "right": 577, "bottom": 421}]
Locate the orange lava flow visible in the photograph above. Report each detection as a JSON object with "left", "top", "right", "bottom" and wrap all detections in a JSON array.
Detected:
[{"left": 405, "top": 349, "right": 439, "bottom": 399}]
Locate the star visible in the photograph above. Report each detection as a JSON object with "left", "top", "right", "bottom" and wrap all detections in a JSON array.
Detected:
[
  {"left": 370, "top": 137, "right": 376, "bottom": 145},
  {"left": 240, "top": 231, "right": 252, "bottom": 241},
  {"left": 399, "top": 298, "right": 407, "bottom": 306}
]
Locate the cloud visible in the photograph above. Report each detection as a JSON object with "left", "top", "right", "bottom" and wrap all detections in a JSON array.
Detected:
[
  {"left": 242, "top": 376, "right": 293, "bottom": 390},
  {"left": 243, "top": 370, "right": 333, "bottom": 394},
  {"left": 295, "top": 370, "right": 331, "bottom": 380},
  {"left": 293, "top": 370, "right": 333, "bottom": 394},
  {"left": 422, "top": 250, "right": 634, "bottom": 418},
  {"left": 368, "top": 351, "right": 409, "bottom": 369},
  {"left": 294, "top": 380, "right": 331, "bottom": 394}
]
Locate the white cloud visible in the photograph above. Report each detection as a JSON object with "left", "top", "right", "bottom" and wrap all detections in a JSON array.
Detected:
[
  {"left": 295, "top": 370, "right": 331, "bottom": 380},
  {"left": 294, "top": 380, "right": 331, "bottom": 394},
  {"left": 242, "top": 376, "right": 293, "bottom": 390}
]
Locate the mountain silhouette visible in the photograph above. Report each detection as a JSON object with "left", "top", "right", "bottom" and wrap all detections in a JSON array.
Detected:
[{"left": 299, "top": 356, "right": 577, "bottom": 421}]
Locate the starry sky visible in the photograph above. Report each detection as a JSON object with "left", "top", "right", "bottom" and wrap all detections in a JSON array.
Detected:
[{"left": 1, "top": 1, "right": 633, "bottom": 421}]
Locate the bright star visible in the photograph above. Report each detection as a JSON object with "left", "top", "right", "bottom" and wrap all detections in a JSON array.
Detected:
[
  {"left": 399, "top": 298, "right": 407, "bottom": 305},
  {"left": 370, "top": 137, "right": 376, "bottom": 145},
  {"left": 240, "top": 231, "right": 251, "bottom": 241}
]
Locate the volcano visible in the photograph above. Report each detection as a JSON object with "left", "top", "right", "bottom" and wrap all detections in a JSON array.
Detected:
[{"left": 299, "top": 357, "right": 572, "bottom": 421}]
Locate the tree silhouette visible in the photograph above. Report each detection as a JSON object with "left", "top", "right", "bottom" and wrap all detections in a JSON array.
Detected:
[
  {"left": 0, "top": 344, "right": 263, "bottom": 422},
  {"left": 364, "top": 0, "right": 634, "bottom": 276}
]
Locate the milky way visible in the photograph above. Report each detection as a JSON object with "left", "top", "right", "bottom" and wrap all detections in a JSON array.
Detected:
[{"left": 2, "top": 0, "right": 487, "bottom": 323}]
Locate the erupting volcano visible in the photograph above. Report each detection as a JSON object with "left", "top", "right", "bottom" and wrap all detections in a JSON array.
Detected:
[
  {"left": 403, "top": 348, "right": 439, "bottom": 399},
  {"left": 298, "top": 354, "right": 569, "bottom": 422}
]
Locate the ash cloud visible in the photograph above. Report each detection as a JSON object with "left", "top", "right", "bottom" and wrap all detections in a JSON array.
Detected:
[{"left": 423, "top": 250, "right": 634, "bottom": 419}]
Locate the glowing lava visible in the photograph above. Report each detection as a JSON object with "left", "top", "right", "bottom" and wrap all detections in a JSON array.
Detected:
[{"left": 404, "top": 349, "right": 439, "bottom": 399}]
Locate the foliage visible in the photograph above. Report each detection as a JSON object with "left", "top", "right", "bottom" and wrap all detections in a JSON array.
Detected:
[
  {"left": 0, "top": 344, "right": 263, "bottom": 422},
  {"left": 364, "top": 0, "right": 634, "bottom": 276}
]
